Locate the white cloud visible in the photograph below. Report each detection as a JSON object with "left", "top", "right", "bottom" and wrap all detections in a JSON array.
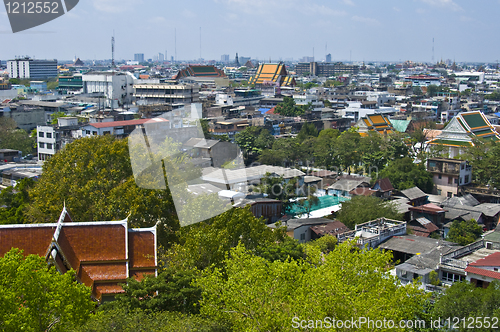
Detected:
[
  {"left": 420, "top": 0, "right": 463, "bottom": 11},
  {"left": 393, "top": 7, "right": 401, "bottom": 12},
  {"left": 182, "top": 10, "right": 197, "bottom": 19},
  {"left": 92, "top": 0, "right": 141, "bottom": 13},
  {"left": 341, "top": 0, "right": 355, "bottom": 6},
  {"left": 149, "top": 16, "right": 167, "bottom": 24},
  {"left": 460, "top": 16, "right": 473, "bottom": 22},
  {"left": 351, "top": 15, "right": 380, "bottom": 26},
  {"left": 304, "top": 5, "right": 346, "bottom": 16},
  {"left": 215, "top": 0, "right": 345, "bottom": 17}
]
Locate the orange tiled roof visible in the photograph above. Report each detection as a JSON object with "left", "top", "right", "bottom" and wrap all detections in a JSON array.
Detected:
[{"left": 0, "top": 207, "right": 157, "bottom": 302}]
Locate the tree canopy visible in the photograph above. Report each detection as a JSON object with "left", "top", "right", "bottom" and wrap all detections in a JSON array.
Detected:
[
  {"left": 0, "top": 249, "right": 94, "bottom": 332},
  {"left": 25, "top": 135, "right": 179, "bottom": 248},
  {"left": 446, "top": 219, "right": 483, "bottom": 246},
  {"left": 0, "top": 117, "right": 35, "bottom": 155},
  {"left": 0, "top": 177, "right": 35, "bottom": 225},
  {"left": 432, "top": 281, "right": 500, "bottom": 332},
  {"left": 336, "top": 195, "right": 403, "bottom": 229},
  {"left": 273, "top": 96, "right": 308, "bottom": 117},
  {"left": 195, "top": 242, "right": 427, "bottom": 332},
  {"left": 378, "top": 157, "right": 433, "bottom": 192}
]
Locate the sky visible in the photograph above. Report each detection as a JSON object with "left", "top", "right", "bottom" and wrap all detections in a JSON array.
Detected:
[{"left": 1, "top": 0, "right": 500, "bottom": 63}]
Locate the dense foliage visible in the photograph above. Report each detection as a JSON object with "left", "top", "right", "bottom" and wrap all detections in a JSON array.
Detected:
[
  {"left": 336, "top": 195, "right": 403, "bottom": 229},
  {"left": 195, "top": 242, "right": 427, "bottom": 332},
  {"left": 0, "top": 249, "right": 94, "bottom": 332},
  {"left": 25, "top": 135, "right": 179, "bottom": 248},
  {"left": 446, "top": 219, "right": 483, "bottom": 246},
  {"left": 0, "top": 117, "right": 35, "bottom": 155}
]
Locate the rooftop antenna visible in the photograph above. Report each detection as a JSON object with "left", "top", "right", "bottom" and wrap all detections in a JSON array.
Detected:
[
  {"left": 111, "top": 32, "right": 115, "bottom": 74},
  {"left": 174, "top": 28, "right": 177, "bottom": 63},
  {"left": 313, "top": 47, "right": 315, "bottom": 62},
  {"left": 432, "top": 37, "right": 435, "bottom": 64},
  {"left": 199, "top": 27, "right": 202, "bottom": 60},
  {"left": 325, "top": 42, "right": 327, "bottom": 61}
]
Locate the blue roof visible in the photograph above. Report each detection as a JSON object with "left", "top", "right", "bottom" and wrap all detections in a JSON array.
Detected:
[{"left": 258, "top": 108, "right": 271, "bottom": 114}]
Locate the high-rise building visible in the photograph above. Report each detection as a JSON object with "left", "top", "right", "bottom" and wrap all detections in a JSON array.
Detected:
[
  {"left": 7, "top": 57, "right": 57, "bottom": 79},
  {"left": 134, "top": 53, "right": 145, "bottom": 62},
  {"left": 221, "top": 54, "right": 229, "bottom": 63},
  {"left": 154, "top": 53, "right": 164, "bottom": 62},
  {"left": 326, "top": 53, "right": 332, "bottom": 63}
]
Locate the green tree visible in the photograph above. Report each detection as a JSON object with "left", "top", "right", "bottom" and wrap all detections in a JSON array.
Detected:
[
  {"left": 107, "top": 268, "right": 201, "bottom": 315},
  {"left": 0, "top": 178, "right": 35, "bottom": 224},
  {"left": 195, "top": 242, "right": 427, "bottom": 332},
  {"left": 235, "top": 126, "right": 274, "bottom": 164},
  {"left": 313, "top": 129, "right": 341, "bottom": 170},
  {"left": 336, "top": 195, "right": 403, "bottom": 229},
  {"left": 413, "top": 86, "right": 423, "bottom": 96},
  {"left": 378, "top": 157, "right": 433, "bottom": 192},
  {"left": 446, "top": 219, "right": 483, "bottom": 246},
  {"left": 257, "top": 173, "right": 298, "bottom": 214},
  {"left": 25, "top": 136, "right": 179, "bottom": 248},
  {"left": 72, "top": 308, "right": 231, "bottom": 332},
  {"left": 50, "top": 111, "right": 68, "bottom": 125},
  {"left": 274, "top": 96, "right": 307, "bottom": 117},
  {"left": 432, "top": 281, "right": 500, "bottom": 332},
  {"left": 163, "top": 207, "right": 285, "bottom": 270},
  {"left": 253, "top": 236, "right": 305, "bottom": 262},
  {"left": 0, "top": 249, "right": 94, "bottom": 332},
  {"left": 296, "top": 122, "right": 318, "bottom": 142},
  {"left": 0, "top": 117, "right": 35, "bottom": 155},
  {"left": 336, "top": 130, "right": 361, "bottom": 174}
]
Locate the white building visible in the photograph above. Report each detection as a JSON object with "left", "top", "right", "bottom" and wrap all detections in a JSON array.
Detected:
[
  {"left": 7, "top": 57, "right": 57, "bottom": 79},
  {"left": 83, "top": 72, "right": 136, "bottom": 107},
  {"left": 37, "top": 117, "right": 82, "bottom": 161}
]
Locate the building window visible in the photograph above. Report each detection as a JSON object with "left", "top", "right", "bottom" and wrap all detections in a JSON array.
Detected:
[
  {"left": 442, "top": 272, "right": 465, "bottom": 283},
  {"left": 300, "top": 233, "right": 305, "bottom": 241},
  {"left": 437, "top": 189, "right": 442, "bottom": 195},
  {"left": 448, "top": 177, "right": 453, "bottom": 184},
  {"left": 454, "top": 178, "right": 459, "bottom": 184},
  {"left": 39, "top": 142, "right": 45, "bottom": 148},
  {"left": 46, "top": 132, "right": 52, "bottom": 139},
  {"left": 438, "top": 174, "right": 442, "bottom": 179},
  {"left": 465, "top": 175, "right": 469, "bottom": 183},
  {"left": 39, "top": 132, "right": 44, "bottom": 137},
  {"left": 46, "top": 143, "right": 52, "bottom": 149},
  {"left": 447, "top": 192, "right": 453, "bottom": 198}
]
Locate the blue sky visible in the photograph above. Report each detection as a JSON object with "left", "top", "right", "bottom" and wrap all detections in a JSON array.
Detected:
[{"left": 1, "top": 0, "right": 499, "bottom": 63}]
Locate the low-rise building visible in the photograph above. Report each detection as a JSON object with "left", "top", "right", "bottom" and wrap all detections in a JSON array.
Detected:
[{"left": 427, "top": 157, "right": 472, "bottom": 197}]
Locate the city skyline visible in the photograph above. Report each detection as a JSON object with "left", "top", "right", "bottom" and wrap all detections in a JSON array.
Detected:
[{"left": 1, "top": 0, "right": 500, "bottom": 63}]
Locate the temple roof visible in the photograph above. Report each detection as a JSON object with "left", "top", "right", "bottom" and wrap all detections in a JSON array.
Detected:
[
  {"left": 428, "top": 111, "right": 500, "bottom": 147},
  {"left": 0, "top": 207, "right": 157, "bottom": 302},
  {"left": 174, "top": 65, "right": 226, "bottom": 80},
  {"left": 248, "top": 63, "right": 296, "bottom": 87}
]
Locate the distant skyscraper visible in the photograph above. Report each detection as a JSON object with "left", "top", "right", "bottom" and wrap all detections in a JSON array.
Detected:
[
  {"left": 326, "top": 53, "right": 332, "bottom": 63},
  {"left": 134, "top": 53, "right": 145, "bottom": 62},
  {"left": 221, "top": 54, "right": 229, "bottom": 63},
  {"left": 154, "top": 53, "right": 164, "bottom": 62},
  {"left": 235, "top": 53, "right": 240, "bottom": 67}
]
